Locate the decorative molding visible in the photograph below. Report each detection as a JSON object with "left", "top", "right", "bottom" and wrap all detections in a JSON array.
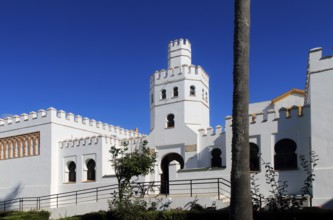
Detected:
[
  {"left": 185, "top": 144, "right": 197, "bottom": 152},
  {"left": 0, "top": 132, "right": 40, "bottom": 160}
]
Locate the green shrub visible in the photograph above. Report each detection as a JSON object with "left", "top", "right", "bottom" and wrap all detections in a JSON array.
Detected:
[
  {"left": 81, "top": 211, "right": 107, "bottom": 220},
  {"left": 58, "top": 216, "right": 81, "bottom": 220},
  {"left": 0, "top": 210, "right": 50, "bottom": 220},
  {"left": 61, "top": 207, "right": 333, "bottom": 220}
]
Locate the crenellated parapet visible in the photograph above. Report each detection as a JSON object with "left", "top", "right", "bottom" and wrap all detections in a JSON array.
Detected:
[
  {"left": 150, "top": 64, "right": 209, "bottom": 87},
  {"left": 59, "top": 135, "right": 126, "bottom": 149},
  {"left": 225, "top": 105, "right": 308, "bottom": 126},
  {"left": 59, "top": 134, "right": 148, "bottom": 151},
  {"left": 198, "top": 125, "right": 224, "bottom": 137},
  {"left": 168, "top": 38, "right": 192, "bottom": 68},
  {"left": 305, "top": 47, "right": 333, "bottom": 104},
  {"left": 168, "top": 38, "right": 191, "bottom": 49},
  {"left": 0, "top": 109, "right": 48, "bottom": 127},
  {"left": 55, "top": 108, "right": 144, "bottom": 137},
  {"left": 59, "top": 135, "right": 103, "bottom": 149},
  {"left": 308, "top": 47, "right": 333, "bottom": 74},
  {"left": 0, "top": 107, "right": 144, "bottom": 138}
]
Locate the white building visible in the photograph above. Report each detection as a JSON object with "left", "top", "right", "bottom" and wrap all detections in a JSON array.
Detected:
[{"left": 0, "top": 39, "right": 333, "bottom": 210}]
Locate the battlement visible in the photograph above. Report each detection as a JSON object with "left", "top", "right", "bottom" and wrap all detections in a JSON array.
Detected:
[
  {"left": 150, "top": 64, "right": 209, "bottom": 87},
  {"left": 0, "top": 108, "right": 144, "bottom": 138},
  {"left": 0, "top": 109, "right": 49, "bottom": 127},
  {"left": 55, "top": 108, "right": 145, "bottom": 137},
  {"left": 168, "top": 38, "right": 192, "bottom": 68},
  {"left": 308, "top": 47, "right": 333, "bottom": 74},
  {"left": 59, "top": 135, "right": 146, "bottom": 150},
  {"left": 305, "top": 47, "right": 333, "bottom": 104},
  {"left": 59, "top": 135, "right": 104, "bottom": 149},
  {"left": 225, "top": 106, "right": 308, "bottom": 127},
  {"left": 168, "top": 38, "right": 191, "bottom": 50},
  {"left": 198, "top": 125, "right": 223, "bottom": 137}
]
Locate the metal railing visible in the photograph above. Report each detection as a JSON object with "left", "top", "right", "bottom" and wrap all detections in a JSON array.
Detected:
[{"left": 0, "top": 177, "right": 230, "bottom": 211}]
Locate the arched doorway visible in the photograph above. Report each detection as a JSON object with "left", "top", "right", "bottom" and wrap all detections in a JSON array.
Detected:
[{"left": 160, "top": 153, "right": 184, "bottom": 194}]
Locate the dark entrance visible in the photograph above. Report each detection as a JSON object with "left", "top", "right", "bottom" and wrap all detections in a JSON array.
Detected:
[
  {"left": 87, "top": 159, "right": 96, "bottom": 181},
  {"left": 160, "top": 153, "right": 184, "bottom": 194}
]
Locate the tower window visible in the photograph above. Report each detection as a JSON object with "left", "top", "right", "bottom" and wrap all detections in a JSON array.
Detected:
[
  {"left": 161, "top": 89, "right": 166, "bottom": 99},
  {"left": 274, "top": 139, "right": 297, "bottom": 170},
  {"left": 250, "top": 143, "right": 260, "bottom": 172},
  {"left": 151, "top": 94, "right": 154, "bottom": 104},
  {"left": 190, "top": 86, "right": 196, "bottom": 96},
  {"left": 202, "top": 89, "right": 205, "bottom": 99},
  {"left": 87, "top": 159, "right": 96, "bottom": 181},
  {"left": 173, "top": 87, "right": 178, "bottom": 97},
  {"left": 166, "top": 114, "right": 175, "bottom": 128},
  {"left": 68, "top": 161, "right": 76, "bottom": 182}
]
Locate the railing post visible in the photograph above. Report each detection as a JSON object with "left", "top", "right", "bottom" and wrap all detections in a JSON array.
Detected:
[
  {"left": 190, "top": 180, "right": 193, "bottom": 197},
  {"left": 56, "top": 194, "right": 58, "bottom": 208},
  {"left": 96, "top": 188, "right": 98, "bottom": 202},
  {"left": 310, "top": 196, "right": 313, "bottom": 207},
  {"left": 20, "top": 198, "right": 23, "bottom": 211},
  {"left": 76, "top": 191, "right": 78, "bottom": 205},
  {"left": 218, "top": 178, "right": 220, "bottom": 200}
]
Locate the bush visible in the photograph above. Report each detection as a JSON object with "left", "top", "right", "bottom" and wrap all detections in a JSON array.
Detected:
[
  {"left": 61, "top": 207, "right": 333, "bottom": 220},
  {"left": 81, "top": 211, "right": 107, "bottom": 220},
  {"left": 0, "top": 210, "right": 50, "bottom": 220}
]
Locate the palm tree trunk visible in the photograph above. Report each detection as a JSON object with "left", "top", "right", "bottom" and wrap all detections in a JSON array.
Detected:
[{"left": 230, "top": 0, "right": 252, "bottom": 219}]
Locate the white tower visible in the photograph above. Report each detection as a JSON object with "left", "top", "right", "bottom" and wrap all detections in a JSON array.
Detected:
[{"left": 149, "top": 39, "right": 210, "bottom": 136}]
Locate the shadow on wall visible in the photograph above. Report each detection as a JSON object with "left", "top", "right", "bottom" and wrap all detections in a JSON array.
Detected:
[
  {"left": 322, "top": 199, "right": 333, "bottom": 209},
  {"left": 1, "top": 184, "right": 22, "bottom": 201},
  {"left": 186, "top": 154, "right": 198, "bottom": 168}
]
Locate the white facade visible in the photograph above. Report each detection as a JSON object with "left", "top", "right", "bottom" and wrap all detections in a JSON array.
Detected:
[{"left": 1, "top": 39, "right": 333, "bottom": 209}]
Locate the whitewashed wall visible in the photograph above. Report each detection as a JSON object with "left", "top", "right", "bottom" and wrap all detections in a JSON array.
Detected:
[{"left": 307, "top": 48, "right": 333, "bottom": 208}]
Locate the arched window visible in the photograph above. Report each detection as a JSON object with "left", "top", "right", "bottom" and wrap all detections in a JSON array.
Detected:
[
  {"left": 68, "top": 161, "right": 76, "bottom": 182},
  {"left": 151, "top": 94, "right": 154, "bottom": 104},
  {"left": 173, "top": 87, "right": 178, "bottom": 97},
  {"left": 250, "top": 143, "right": 260, "bottom": 172},
  {"left": 87, "top": 159, "right": 96, "bottom": 181},
  {"left": 161, "top": 89, "right": 166, "bottom": 99},
  {"left": 274, "top": 139, "right": 297, "bottom": 170},
  {"left": 190, "top": 85, "right": 196, "bottom": 96},
  {"left": 166, "top": 114, "right": 175, "bottom": 128},
  {"left": 211, "top": 148, "right": 222, "bottom": 168}
]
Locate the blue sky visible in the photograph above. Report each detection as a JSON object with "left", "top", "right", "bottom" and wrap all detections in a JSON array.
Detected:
[{"left": 0, "top": 0, "right": 332, "bottom": 134}]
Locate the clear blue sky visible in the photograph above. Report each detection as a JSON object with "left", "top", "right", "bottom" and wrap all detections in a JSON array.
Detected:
[{"left": 0, "top": 0, "right": 332, "bottom": 134}]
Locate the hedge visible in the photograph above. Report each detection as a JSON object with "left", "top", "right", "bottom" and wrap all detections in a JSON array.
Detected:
[
  {"left": 0, "top": 210, "right": 50, "bottom": 220},
  {"left": 73, "top": 208, "right": 333, "bottom": 220}
]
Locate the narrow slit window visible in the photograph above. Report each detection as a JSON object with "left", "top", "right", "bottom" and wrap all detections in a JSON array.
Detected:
[
  {"left": 190, "top": 86, "right": 196, "bottom": 96},
  {"left": 87, "top": 159, "right": 96, "bottom": 181},
  {"left": 161, "top": 89, "right": 166, "bottom": 99},
  {"left": 167, "top": 114, "right": 175, "bottom": 128},
  {"left": 68, "top": 161, "right": 76, "bottom": 182},
  {"left": 173, "top": 87, "right": 178, "bottom": 97}
]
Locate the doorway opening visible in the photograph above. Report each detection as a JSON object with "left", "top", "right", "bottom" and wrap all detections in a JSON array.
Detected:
[{"left": 160, "top": 153, "right": 184, "bottom": 194}]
